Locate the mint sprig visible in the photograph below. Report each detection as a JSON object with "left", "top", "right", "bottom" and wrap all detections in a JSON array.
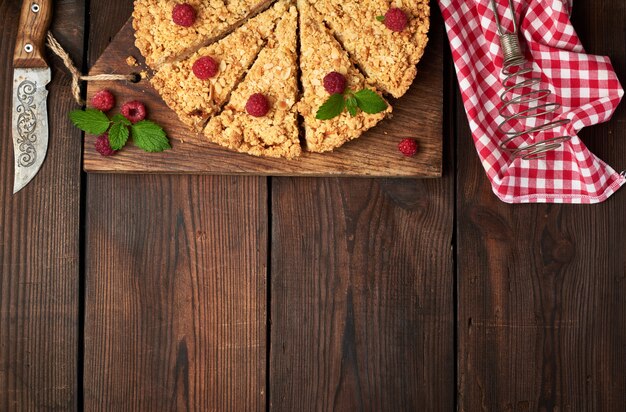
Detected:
[
  {"left": 354, "top": 89, "right": 389, "bottom": 114},
  {"left": 108, "top": 121, "right": 130, "bottom": 150},
  {"left": 346, "top": 95, "right": 358, "bottom": 117},
  {"left": 69, "top": 109, "right": 110, "bottom": 135},
  {"left": 315, "top": 88, "right": 388, "bottom": 120},
  {"left": 316, "top": 94, "right": 346, "bottom": 120},
  {"left": 69, "top": 108, "right": 170, "bottom": 153},
  {"left": 111, "top": 113, "right": 131, "bottom": 127},
  {"left": 131, "top": 121, "right": 171, "bottom": 152}
]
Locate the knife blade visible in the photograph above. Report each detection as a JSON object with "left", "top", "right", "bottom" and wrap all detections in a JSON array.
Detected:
[{"left": 12, "top": 0, "right": 53, "bottom": 194}]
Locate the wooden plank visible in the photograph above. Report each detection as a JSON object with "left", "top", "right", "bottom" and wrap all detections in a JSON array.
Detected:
[
  {"left": 81, "top": 14, "right": 444, "bottom": 178},
  {"left": 457, "top": 0, "right": 626, "bottom": 410},
  {"left": 270, "top": 7, "right": 454, "bottom": 402},
  {"left": 270, "top": 176, "right": 455, "bottom": 410},
  {"left": 0, "top": 1, "right": 83, "bottom": 410},
  {"left": 83, "top": 175, "right": 268, "bottom": 410},
  {"left": 82, "top": 3, "right": 268, "bottom": 411}
]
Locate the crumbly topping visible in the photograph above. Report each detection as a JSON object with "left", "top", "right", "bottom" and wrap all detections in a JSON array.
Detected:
[
  {"left": 204, "top": 6, "right": 301, "bottom": 159},
  {"left": 133, "top": 0, "right": 431, "bottom": 158},
  {"left": 133, "top": 0, "right": 276, "bottom": 68},
  {"left": 126, "top": 55, "right": 139, "bottom": 67},
  {"left": 297, "top": 0, "right": 391, "bottom": 153},
  {"left": 227, "top": 0, "right": 274, "bottom": 20},
  {"left": 134, "top": 0, "right": 230, "bottom": 68},
  {"left": 150, "top": 2, "right": 286, "bottom": 131},
  {"left": 307, "top": 0, "right": 430, "bottom": 98}
]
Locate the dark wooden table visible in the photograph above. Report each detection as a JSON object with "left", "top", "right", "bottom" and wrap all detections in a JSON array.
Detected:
[{"left": 1, "top": 1, "right": 625, "bottom": 410}]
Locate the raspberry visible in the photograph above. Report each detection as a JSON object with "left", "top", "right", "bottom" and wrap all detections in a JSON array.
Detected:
[
  {"left": 91, "top": 89, "right": 115, "bottom": 112},
  {"left": 246, "top": 93, "right": 270, "bottom": 117},
  {"left": 95, "top": 135, "right": 117, "bottom": 157},
  {"left": 323, "top": 72, "right": 347, "bottom": 95},
  {"left": 172, "top": 3, "right": 197, "bottom": 27},
  {"left": 398, "top": 138, "right": 419, "bottom": 157},
  {"left": 121, "top": 101, "right": 147, "bottom": 123},
  {"left": 383, "top": 8, "right": 409, "bottom": 32},
  {"left": 192, "top": 56, "right": 219, "bottom": 80}
]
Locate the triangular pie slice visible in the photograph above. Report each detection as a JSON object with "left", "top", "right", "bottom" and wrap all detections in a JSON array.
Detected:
[
  {"left": 306, "top": 0, "right": 430, "bottom": 98},
  {"left": 134, "top": 0, "right": 276, "bottom": 68},
  {"left": 203, "top": 5, "right": 301, "bottom": 159},
  {"left": 297, "top": 0, "right": 391, "bottom": 153},
  {"left": 151, "top": 1, "right": 289, "bottom": 131}
]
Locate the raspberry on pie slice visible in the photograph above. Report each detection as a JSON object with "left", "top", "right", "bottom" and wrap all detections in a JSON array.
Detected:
[
  {"left": 203, "top": 5, "right": 301, "bottom": 159},
  {"left": 133, "top": 0, "right": 276, "bottom": 68},
  {"left": 151, "top": 1, "right": 288, "bottom": 131},
  {"left": 297, "top": 0, "right": 391, "bottom": 153},
  {"left": 306, "top": 0, "right": 430, "bottom": 98}
]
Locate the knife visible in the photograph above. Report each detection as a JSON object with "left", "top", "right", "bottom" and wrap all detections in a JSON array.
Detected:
[{"left": 12, "top": 0, "right": 53, "bottom": 194}]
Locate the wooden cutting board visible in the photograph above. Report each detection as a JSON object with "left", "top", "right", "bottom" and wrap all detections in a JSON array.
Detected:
[{"left": 83, "top": 14, "right": 444, "bottom": 177}]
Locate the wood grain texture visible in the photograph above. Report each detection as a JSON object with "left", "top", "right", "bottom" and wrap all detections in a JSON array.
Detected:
[
  {"left": 270, "top": 8, "right": 454, "bottom": 403},
  {"left": 83, "top": 3, "right": 268, "bottom": 411},
  {"left": 457, "top": 0, "right": 626, "bottom": 410},
  {"left": 13, "top": 0, "right": 54, "bottom": 68},
  {"left": 81, "top": 16, "right": 444, "bottom": 177},
  {"left": 83, "top": 175, "right": 268, "bottom": 411},
  {"left": 0, "top": 1, "right": 83, "bottom": 410},
  {"left": 270, "top": 176, "right": 454, "bottom": 411}
]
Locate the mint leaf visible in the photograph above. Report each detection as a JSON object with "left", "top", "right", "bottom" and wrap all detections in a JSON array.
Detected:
[
  {"left": 316, "top": 94, "right": 346, "bottom": 120},
  {"left": 376, "top": 15, "right": 386, "bottom": 22},
  {"left": 69, "top": 109, "right": 110, "bottom": 135},
  {"left": 346, "top": 95, "right": 358, "bottom": 117},
  {"left": 354, "top": 89, "right": 388, "bottom": 114},
  {"left": 131, "top": 120, "right": 171, "bottom": 152},
  {"left": 112, "top": 113, "right": 132, "bottom": 127},
  {"left": 108, "top": 121, "right": 129, "bottom": 150}
]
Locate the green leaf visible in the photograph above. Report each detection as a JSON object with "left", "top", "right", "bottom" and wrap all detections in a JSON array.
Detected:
[
  {"left": 354, "top": 89, "right": 388, "bottom": 114},
  {"left": 131, "top": 120, "right": 171, "bottom": 152},
  {"left": 69, "top": 109, "right": 110, "bottom": 135},
  {"left": 376, "top": 15, "right": 386, "bottom": 22},
  {"left": 108, "top": 121, "right": 130, "bottom": 150},
  {"left": 111, "top": 113, "right": 132, "bottom": 127},
  {"left": 316, "top": 94, "right": 346, "bottom": 120},
  {"left": 346, "top": 95, "right": 358, "bottom": 117}
]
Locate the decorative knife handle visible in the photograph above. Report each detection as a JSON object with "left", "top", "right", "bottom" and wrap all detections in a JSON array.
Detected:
[{"left": 13, "top": 0, "right": 53, "bottom": 69}]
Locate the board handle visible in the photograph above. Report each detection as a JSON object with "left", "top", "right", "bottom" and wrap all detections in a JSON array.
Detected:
[{"left": 13, "top": 0, "right": 53, "bottom": 68}]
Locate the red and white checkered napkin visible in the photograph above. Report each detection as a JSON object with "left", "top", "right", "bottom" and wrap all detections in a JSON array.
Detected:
[{"left": 439, "top": 0, "right": 624, "bottom": 203}]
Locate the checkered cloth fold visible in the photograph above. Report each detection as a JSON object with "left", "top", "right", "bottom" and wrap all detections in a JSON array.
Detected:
[{"left": 439, "top": 0, "right": 624, "bottom": 203}]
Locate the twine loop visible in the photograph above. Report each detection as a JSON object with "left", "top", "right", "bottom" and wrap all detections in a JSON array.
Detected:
[{"left": 46, "top": 32, "right": 137, "bottom": 105}]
